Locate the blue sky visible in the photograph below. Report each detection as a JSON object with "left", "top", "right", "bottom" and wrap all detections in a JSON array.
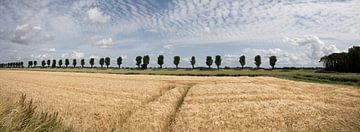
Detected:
[{"left": 0, "top": 0, "right": 359, "bottom": 68}]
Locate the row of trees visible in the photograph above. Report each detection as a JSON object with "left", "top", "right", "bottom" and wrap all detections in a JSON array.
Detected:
[
  {"left": 1, "top": 55, "right": 278, "bottom": 69},
  {"left": 320, "top": 46, "right": 360, "bottom": 72}
]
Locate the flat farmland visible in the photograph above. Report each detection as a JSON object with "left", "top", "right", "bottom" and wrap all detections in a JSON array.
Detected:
[{"left": 0, "top": 70, "right": 359, "bottom": 131}]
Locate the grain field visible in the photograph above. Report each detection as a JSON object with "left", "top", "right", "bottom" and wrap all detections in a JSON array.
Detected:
[{"left": 0, "top": 70, "right": 359, "bottom": 131}]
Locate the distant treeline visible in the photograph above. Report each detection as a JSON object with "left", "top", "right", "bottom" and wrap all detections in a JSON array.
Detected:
[
  {"left": 0, "top": 55, "right": 278, "bottom": 69},
  {"left": 320, "top": 46, "right": 360, "bottom": 73}
]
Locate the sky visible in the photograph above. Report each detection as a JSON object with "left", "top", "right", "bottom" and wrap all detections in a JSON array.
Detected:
[{"left": 0, "top": 0, "right": 359, "bottom": 68}]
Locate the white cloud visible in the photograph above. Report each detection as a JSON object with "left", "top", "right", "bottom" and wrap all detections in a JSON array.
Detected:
[
  {"left": 61, "top": 51, "right": 84, "bottom": 59},
  {"left": 284, "top": 35, "right": 339, "bottom": 60},
  {"left": 0, "top": 24, "right": 54, "bottom": 45},
  {"left": 95, "top": 37, "right": 114, "bottom": 48},
  {"left": 163, "top": 44, "right": 173, "bottom": 50},
  {"left": 47, "top": 48, "right": 56, "bottom": 52},
  {"left": 86, "top": 7, "right": 110, "bottom": 23}
]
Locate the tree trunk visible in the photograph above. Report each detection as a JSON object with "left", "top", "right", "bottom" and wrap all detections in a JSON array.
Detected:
[
  {"left": 217, "top": 65, "right": 219, "bottom": 69},
  {"left": 160, "top": 65, "right": 162, "bottom": 69},
  {"left": 192, "top": 65, "right": 194, "bottom": 69},
  {"left": 176, "top": 65, "right": 178, "bottom": 69}
]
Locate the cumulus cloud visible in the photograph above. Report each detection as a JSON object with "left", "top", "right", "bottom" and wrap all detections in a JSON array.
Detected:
[
  {"left": 86, "top": 7, "right": 110, "bottom": 23},
  {"left": 95, "top": 37, "right": 114, "bottom": 48},
  {"left": 284, "top": 35, "right": 339, "bottom": 60}
]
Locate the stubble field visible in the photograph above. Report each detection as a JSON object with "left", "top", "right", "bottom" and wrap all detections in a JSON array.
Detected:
[{"left": 0, "top": 70, "right": 359, "bottom": 131}]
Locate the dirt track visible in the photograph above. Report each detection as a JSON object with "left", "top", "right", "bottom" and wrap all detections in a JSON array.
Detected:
[{"left": 0, "top": 70, "right": 359, "bottom": 131}]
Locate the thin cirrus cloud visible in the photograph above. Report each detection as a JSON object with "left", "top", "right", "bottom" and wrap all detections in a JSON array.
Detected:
[{"left": 0, "top": 0, "right": 359, "bottom": 67}]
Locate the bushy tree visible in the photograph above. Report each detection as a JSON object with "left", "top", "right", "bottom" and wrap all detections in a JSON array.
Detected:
[
  {"left": 72, "top": 59, "right": 77, "bottom": 67},
  {"left": 157, "top": 55, "right": 164, "bottom": 68},
  {"left": 81, "top": 59, "right": 85, "bottom": 68},
  {"left": 215, "top": 55, "right": 222, "bottom": 69},
  {"left": 65, "top": 59, "right": 70, "bottom": 68},
  {"left": 142, "top": 55, "right": 150, "bottom": 69},
  {"left": 136, "top": 56, "right": 142, "bottom": 69},
  {"left": 52, "top": 59, "right": 56, "bottom": 68},
  {"left": 42, "top": 60, "right": 46, "bottom": 68},
  {"left": 254, "top": 55, "right": 261, "bottom": 69},
  {"left": 269, "top": 56, "right": 277, "bottom": 69},
  {"left": 20, "top": 61, "right": 24, "bottom": 68},
  {"left": 239, "top": 55, "right": 245, "bottom": 69},
  {"left": 173, "top": 56, "right": 180, "bottom": 69},
  {"left": 105, "top": 57, "right": 110, "bottom": 68},
  {"left": 117, "top": 57, "right": 122, "bottom": 68},
  {"left": 190, "top": 56, "right": 196, "bottom": 69},
  {"left": 99, "top": 58, "right": 105, "bottom": 68},
  {"left": 47, "top": 60, "right": 51, "bottom": 67},
  {"left": 33, "top": 61, "right": 37, "bottom": 67},
  {"left": 206, "top": 56, "right": 213, "bottom": 68},
  {"left": 58, "top": 60, "right": 63, "bottom": 67},
  {"left": 348, "top": 46, "right": 360, "bottom": 72},
  {"left": 90, "top": 58, "right": 95, "bottom": 68},
  {"left": 28, "top": 61, "right": 33, "bottom": 68}
]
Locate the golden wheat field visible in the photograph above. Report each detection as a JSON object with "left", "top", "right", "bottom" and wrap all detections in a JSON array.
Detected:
[{"left": 0, "top": 70, "right": 359, "bottom": 131}]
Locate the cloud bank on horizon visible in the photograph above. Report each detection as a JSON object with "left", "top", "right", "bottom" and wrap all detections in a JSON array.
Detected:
[{"left": 0, "top": 0, "right": 359, "bottom": 68}]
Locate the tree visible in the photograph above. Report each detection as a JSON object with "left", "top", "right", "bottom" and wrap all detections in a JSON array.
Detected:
[
  {"left": 59, "top": 60, "right": 63, "bottom": 68},
  {"left": 348, "top": 46, "right": 360, "bottom": 72},
  {"left": 90, "top": 58, "right": 95, "bottom": 68},
  {"left": 42, "top": 60, "right": 46, "bottom": 68},
  {"left": 47, "top": 60, "right": 51, "bottom": 67},
  {"left": 20, "top": 62, "right": 24, "bottom": 68},
  {"left": 52, "top": 59, "right": 56, "bottom": 68},
  {"left": 136, "top": 56, "right": 142, "bottom": 69},
  {"left": 269, "top": 56, "right": 277, "bottom": 69},
  {"left": 105, "top": 57, "right": 110, "bottom": 68},
  {"left": 99, "top": 58, "right": 105, "bottom": 68},
  {"left": 206, "top": 56, "right": 213, "bottom": 68},
  {"left": 157, "top": 55, "right": 164, "bottom": 68},
  {"left": 33, "top": 61, "right": 37, "bottom": 67},
  {"left": 173, "top": 56, "right": 180, "bottom": 69},
  {"left": 28, "top": 61, "right": 33, "bottom": 68},
  {"left": 254, "top": 55, "right": 261, "bottom": 69},
  {"left": 117, "top": 57, "right": 122, "bottom": 68},
  {"left": 239, "top": 55, "right": 245, "bottom": 69},
  {"left": 215, "top": 55, "right": 222, "bottom": 69},
  {"left": 190, "top": 56, "right": 196, "bottom": 69},
  {"left": 81, "top": 59, "right": 85, "bottom": 68},
  {"left": 65, "top": 59, "right": 70, "bottom": 68},
  {"left": 72, "top": 59, "right": 77, "bottom": 67},
  {"left": 142, "top": 55, "right": 150, "bottom": 69}
]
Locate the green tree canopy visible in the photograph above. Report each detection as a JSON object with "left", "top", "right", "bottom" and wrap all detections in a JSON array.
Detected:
[
  {"left": 89, "top": 58, "right": 95, "bottom": 68},
  {"left": 239, "top": 55, "right": 245, "bottom": 69},
  {"left": 269, "top": 56, "right": 277, "bottom": 69},
  {"left": 105, "top": 57, "right": 110, "bottom": 68},
  {"left": 81, "top": 59, "right": 85, "bottom": 68},
  {"left": 190, "top": 56, "right": 196, "bottom": 69},
  {"left": 157, "top": 55, "right": 164, "bottom": 68},
  {"left": 215, "top": 55, "right": 222, "bottom": 69},
  {"left": 206, "top": 56, "right": 213, "bottom": 68},
  {"left": 99, "top": 58, "right": 105, "bottom": 68},
  {"left": 142, "top": 55, "right": 150, "bottom": 69},
  {"left": 136, "top": 56, "right": 142, "bottom": 69},
  {"left": 72, "top": 59, "right": 77, "bottom": 67},
  {"left": 65, "top": 59, "right": 70, "bottom": 67},
  {"left": 117, "top": 57, "right": 122, "bottom": 68},
  {"left": 254, "top": 55, "right": 261, "bottom": 69},
  {"left": 173, "top": 56, "right": 180, "bottom": 69},
  {"left": 58, "top": 60, "right": 63, "bottom": 67}
]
